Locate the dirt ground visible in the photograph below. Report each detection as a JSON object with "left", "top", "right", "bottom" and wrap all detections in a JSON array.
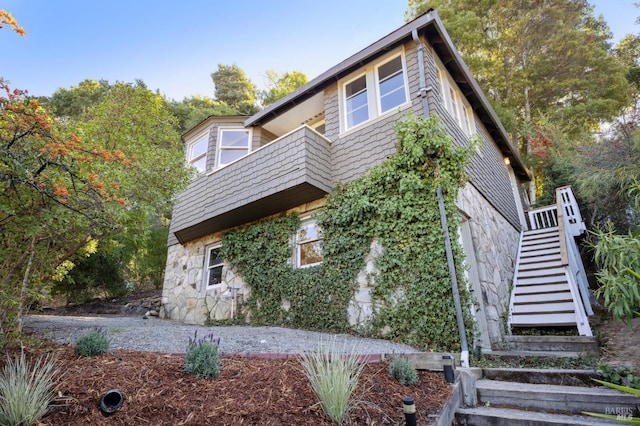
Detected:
[
  {"left": 7, "top": 343, "right": 452, "bottom": 426},
  {"left": 12, "top": 291, "right": 453, "bottom": 425},
  {"left": 13, "top": 290, "right": 638, "bottom": 425},
  {"left": 597, "top": 316, "right": 640, "bottom": 370}
]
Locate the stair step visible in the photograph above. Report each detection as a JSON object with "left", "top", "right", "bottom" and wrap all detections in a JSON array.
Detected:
[
  {"left": 511, "top": 312, "right": 578, "bottom": 326},
  {"left": 455, "top": 406, "right": 621, "bottom": 425},
  {"left": 519, "top": 253, "right": 562, "bottom": 264},
  {"left": 482, "top": 350, "right": 581, "bottom": 359},
  {"left": 516, "top": 275, "right": 568, "bottom": 286},
  {"left": 514, "top": 283, "right": 570, "bottom": 295},
  {"left": 520, "top": 246, "right": 561, "bottom": 256},
  {"left": 523, "top": 226, "right": 559, "bottom": 236},
  {"left": 518, "top": 260, "right": 563, "bottom": 270},
  {"left": 510, "top": 301, "right": 575, "bottom": 314},
  {"left": 482, "top": 368, "right": 598, "bottom": 386},
  {"left": 513, "top": 292, "right": 572, "bottom": 304},
  {"left": 475, "top": 379, "right": 640, "bottom": 415},
  {"left": 505, "top": 336, "right": 598, "bottom": 354},
  {"left": 522, "top": 234, "right": 559, "bottom": 243},
  {"left": 517, "top": 267, "right": 566, "bottom": 279},
  {"left": 521, "top": 241, "right": 561, "bottom": 251}
]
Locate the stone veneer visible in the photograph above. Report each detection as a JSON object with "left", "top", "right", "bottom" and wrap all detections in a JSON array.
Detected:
[
  {"left": 457, "top": 182, "right": 521, "bottom": 348},
  {"left": 162, "top": 184, "right": 521, "bottom": 348},
  {"left": 161, "top": 200, "right": 325, "bottom": 325}
]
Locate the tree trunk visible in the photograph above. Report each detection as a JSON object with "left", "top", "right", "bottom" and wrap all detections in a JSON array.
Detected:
[
  {"left": 523, "top": 84, "right": 536, "bottom": 205},
  {"left": 16, "top": 236, "right": 37, "bottom": 334}
]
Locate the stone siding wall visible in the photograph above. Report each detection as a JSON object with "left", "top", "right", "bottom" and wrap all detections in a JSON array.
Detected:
[
  {"left": 161, "top": 199, "right": 326, "bottom": 324},
  {"left": 457, "top": 183, "right": 520, "bottom": 347}
]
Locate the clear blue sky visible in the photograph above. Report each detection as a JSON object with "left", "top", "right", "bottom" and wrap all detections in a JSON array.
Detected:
[{"left": 2, "top": 0, "right": 637, "bottom": 101}]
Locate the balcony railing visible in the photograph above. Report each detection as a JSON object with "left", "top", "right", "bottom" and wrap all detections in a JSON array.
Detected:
[{"left": 170, "top": 126, "right": 333, "bottom": 244}]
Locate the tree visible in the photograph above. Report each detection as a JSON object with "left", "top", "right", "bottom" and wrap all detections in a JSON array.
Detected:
[
  {"left": 0, "top": 9, "right": 25, "bottom": 36},
  {"left": 169, "top": 96, "right": 236, "bottom": 134},
  {"left": 258, "top": 70, "right": 308, "bottom": 107},
  {"left": 210, "top": 64, "right": 258, "bottom": 115},
  {"left": 45, "top": 79, "right": 111, "bottom": 120},
  {"left": 73, "top": 83, "right": 192, "bottom": 290},
  {"left": 0, "top": 82, "right": 132, "bottom": 335},
  {"left": 406, "top": 0, "right": 629, "bottom": 202}
]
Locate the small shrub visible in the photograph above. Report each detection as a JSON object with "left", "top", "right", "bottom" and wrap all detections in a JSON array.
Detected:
[
  {"left": 0, "top": 351, "right": 60, "bottom": 426},
  {"left": 597, "top": 364, "right": 640, "bottom": 390},
  {"left": 388, "top": 356, "right": 418, "bottom": 385},
  {"left": 75, "top": 329, "right": 110, "bottom": 357},
  {"left": 183, "top": 331, "right": 221, "bottom": 379},
  {"left": 298, "top": 338, "right": 366, "bottom": 425}
]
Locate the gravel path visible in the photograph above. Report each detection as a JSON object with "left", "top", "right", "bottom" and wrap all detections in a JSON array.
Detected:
[{"left": 23, "top": 314, "right": 420, "bottom": 356}]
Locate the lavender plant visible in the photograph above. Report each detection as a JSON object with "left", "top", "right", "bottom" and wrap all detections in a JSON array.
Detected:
[{"left": 183, "top": 331, "right": 221, "bottom": 378}]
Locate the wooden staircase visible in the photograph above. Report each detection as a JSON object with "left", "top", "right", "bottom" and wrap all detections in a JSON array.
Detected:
[{"left": 509, "top": 187, "right": 593, "bottom": 336}]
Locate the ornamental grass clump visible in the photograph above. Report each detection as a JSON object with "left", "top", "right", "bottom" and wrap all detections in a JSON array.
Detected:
[
  {"left": 75, "top": 329, "right": 110, "bottom": 357},
  {"left": 183, "top": 331, "right": 221, "bottom": 379},
  {"left": 298, "top": 339, "right": 366, "bottom": 425},
  {"left": 0, "top": 351, "right": 61, "bottom": 426},
  {"left": 388, "top": 356, "right": 418, "bottom": 385}
]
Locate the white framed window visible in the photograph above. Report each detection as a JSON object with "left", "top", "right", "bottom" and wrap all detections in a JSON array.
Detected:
[
  {"left": 437, "top": 59, "right": 475, "bottom": 137},
  {"left": 205, "top": 245, "right": 224, "bottom": 288},
  {"left": 345, "top": 74, "right": 369, "bottom": 128},
  {"left": 340, "top": 50, "right": 409, "bottom": 132},
  {"left": 217, "top": 128, "right": 251, "bottom": 167},
  {"left": 187, "top": 131, "right": 209, "bottom": 173},
  {"left": 297, "top": 220, "right": 323, "bottom": 268},
  {"left": 376, "top": 55, "right": 407, "bottom": 114}
]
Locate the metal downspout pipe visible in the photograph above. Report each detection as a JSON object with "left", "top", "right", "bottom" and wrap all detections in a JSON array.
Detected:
[
  {"left": 416, "top": 27, "right": 469, "bottom": 367},
  {"left": 412, "top": 29, "right": 431, "bottom": 116}
]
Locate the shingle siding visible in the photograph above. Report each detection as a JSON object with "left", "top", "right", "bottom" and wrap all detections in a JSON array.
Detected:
[
  {"left": 168, "top": 127, "right": 332, "bottom": 245},
  {"left": 423, "top": 43, "right": 522, "bottom": 230}
]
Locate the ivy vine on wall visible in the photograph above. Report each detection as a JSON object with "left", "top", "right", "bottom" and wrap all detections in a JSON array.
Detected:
[{"left": 221, "top": 112, "right": 477, "bottom": 351}]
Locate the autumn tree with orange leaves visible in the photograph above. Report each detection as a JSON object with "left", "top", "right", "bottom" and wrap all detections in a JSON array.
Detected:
[{"left": 0, "top": 11, "right": 190, "bottom": 339}]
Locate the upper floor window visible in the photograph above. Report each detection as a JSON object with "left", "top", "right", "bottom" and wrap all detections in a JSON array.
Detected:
[
  {"left": 187, "top": 131, "right": 209, "bottom": 173},
  {"left": 377, "top": 55, "right": 407, "bottom": 114},
  {"left": 205, "top": 245, "right": 224, "bottom": 288},
  {"left": 438, "top": 62, "right": 475, "bottom": 137},
  {"left": 340, "top": 51, "right": 409, "bottom": 132},
  {"left": 297, "top": 220, "right": 323, "bottom": 268},
  {"left": 345, "top": 75, "right": 369, "bottom": 128},
  {"left": 217, "top": 128, "right": 251, "bottom": 167}
]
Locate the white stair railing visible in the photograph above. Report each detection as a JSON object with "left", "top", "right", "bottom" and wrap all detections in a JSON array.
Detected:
[
  {"left": 556, "top": 187, "right": 593, "bottom": 317},
  {"left": 527, "top": 205, "right": 558, "bottom": 230}
]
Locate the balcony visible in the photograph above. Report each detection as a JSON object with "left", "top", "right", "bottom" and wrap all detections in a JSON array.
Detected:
[{"left": 170, "top": 126, "right": 333, "bottom": 244}]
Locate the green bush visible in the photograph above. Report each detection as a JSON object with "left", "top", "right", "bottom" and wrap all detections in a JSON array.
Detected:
[
  {"left": 388, "top": 356, "right": 418, "bottom": 385},
  {"left": 0, "top": 351, "right": 60, "bottom": 426},
  {"left": 75, "top": 329, "right": 110, "bottom": 357},
  {"left": 299, "top": 339, "right": 366, "bottom": 424},
  {"left": 183, "top": 331, "right": 221, "bottom": 379}
]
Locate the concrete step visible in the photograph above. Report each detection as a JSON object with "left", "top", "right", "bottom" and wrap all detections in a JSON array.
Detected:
[
  {"left": 482, "top": 368, "right": 597, "bottom": 387},
  {"left": 475, "top": 379, "right": 640, "bottom": 415},
  {"left": 505, "top": 335, "right": 598, "bottom": 354},
  {"left": 482, "top": 350, "right": 581, "bottom": 359},
  {"left": 455, "top": 406, "right": 622, "bottom": 425}
]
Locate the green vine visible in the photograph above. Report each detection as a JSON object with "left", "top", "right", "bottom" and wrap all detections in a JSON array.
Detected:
[{"left": 221, "top": 113, "right": 477, "bottom": 351}]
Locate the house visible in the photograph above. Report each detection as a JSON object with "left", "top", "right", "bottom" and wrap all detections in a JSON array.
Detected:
[{"left": 161, "top": 11, "right": 591, "bottom": 351}]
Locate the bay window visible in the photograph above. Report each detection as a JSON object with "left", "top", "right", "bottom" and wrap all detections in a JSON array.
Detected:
[{"left": 217, "top": 128, "right": 251, "bottom": 167}]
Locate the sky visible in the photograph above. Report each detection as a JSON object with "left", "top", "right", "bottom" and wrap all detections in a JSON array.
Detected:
[{"left": 2, "top": 1, "right": 639, "bottom": 102}]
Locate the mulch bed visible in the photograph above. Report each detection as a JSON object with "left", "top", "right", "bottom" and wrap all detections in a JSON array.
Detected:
[{"left": 5, "top": 343, "right": 453, "bottom": 425}]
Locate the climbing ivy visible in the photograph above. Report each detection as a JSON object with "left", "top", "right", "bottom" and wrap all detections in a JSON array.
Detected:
[{"left": 221, "top": 113, "right": 477, "bottom": 351}]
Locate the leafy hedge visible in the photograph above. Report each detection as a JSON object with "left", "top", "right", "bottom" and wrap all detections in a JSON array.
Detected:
[{"left": 222, "top": 113, "right": 476, "bottom": 351}]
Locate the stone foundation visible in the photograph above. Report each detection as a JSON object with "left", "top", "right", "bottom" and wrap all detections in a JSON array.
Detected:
[
  {"left": 162, "top": 187, "right": 521, "bottom": 349},
  {"left": 457, "top": 183, "right": 521, "bottom": 348}
]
